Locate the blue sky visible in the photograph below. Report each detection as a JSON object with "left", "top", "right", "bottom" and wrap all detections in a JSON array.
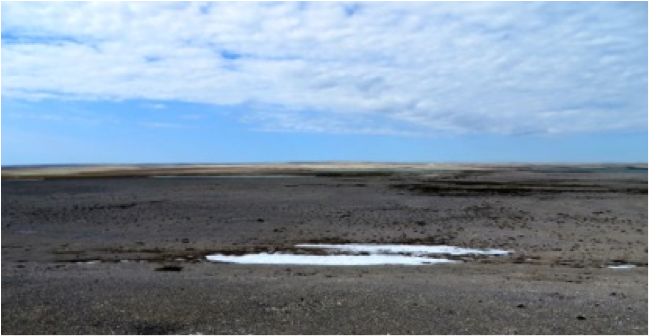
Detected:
[{"left": 2, "top": 2, "right": 647, "bottom": 165}]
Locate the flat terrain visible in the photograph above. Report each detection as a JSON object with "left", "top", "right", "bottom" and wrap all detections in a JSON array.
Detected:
[{"left": 2, "top": 165, "right": 647, "bottom": 334}]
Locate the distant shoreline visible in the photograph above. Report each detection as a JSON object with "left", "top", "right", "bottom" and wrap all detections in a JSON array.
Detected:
[{"left": 2, "top": 162, "right": 646, "bottom": 180}]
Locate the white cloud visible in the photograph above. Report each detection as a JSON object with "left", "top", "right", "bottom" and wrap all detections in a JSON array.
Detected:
[{"left": 2, "top": 1, "right": 647, "bottom": 135}]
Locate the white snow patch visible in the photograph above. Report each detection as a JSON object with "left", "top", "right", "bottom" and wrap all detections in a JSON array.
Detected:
[
  {"left": 76, "top": 260, "right": 101, "bottom": 264},
  {"left": 205, "top": 243, "right": 509, "bottom": 266},
  {"left": 608, "top": 264, "right": 637, "bottom": 269},
  {"left": 295, "top": 244, "right": 509, "bottom": 256},
  {"left": 206, "top": 253, "right": 457, "bottom": 266}
]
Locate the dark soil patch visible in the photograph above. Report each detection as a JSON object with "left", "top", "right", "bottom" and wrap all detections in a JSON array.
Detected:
[
  {"left": 392, "top": 182, "right": 647, "bottom": 196},
  {"left": 154, "top": 265, "right": 183, "bottom": 272}
]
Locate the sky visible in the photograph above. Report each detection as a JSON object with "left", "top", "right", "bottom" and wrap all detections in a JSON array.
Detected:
[{"left": 2, "top": 1, "right": 647, "bottom": 165}]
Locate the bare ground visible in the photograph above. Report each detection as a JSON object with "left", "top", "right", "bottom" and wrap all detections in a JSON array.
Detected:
[{"left": 2, "top": 167, "right": 647, "bottom": 334}]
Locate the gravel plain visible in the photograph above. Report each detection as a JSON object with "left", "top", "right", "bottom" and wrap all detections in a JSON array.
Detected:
[{"left": 2, "top": 166, "right": 647, "bottom": 334}]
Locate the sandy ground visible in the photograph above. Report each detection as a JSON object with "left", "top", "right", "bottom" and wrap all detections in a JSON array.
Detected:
[{"left": 1, "top": 167, "right": 647, "bottom": 334}]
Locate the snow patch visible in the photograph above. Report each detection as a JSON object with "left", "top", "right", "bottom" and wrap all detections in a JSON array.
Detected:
[
  {"left": 76, "top": 260, "right": 101, "bottom": 264},
  {"left": 206, "top": 253, "right": 457, "bottom": 266},
  {"left": 205, "top": 243, "right": 509, "bottom": 266},
  {"left": 608, "top": 264, "right": 637, "bottom": 269},
  {"left": 296, "top": 244, "right": 509, "bottom": 256}
]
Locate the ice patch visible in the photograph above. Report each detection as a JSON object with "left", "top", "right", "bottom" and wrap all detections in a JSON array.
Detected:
[
  {"left": 296, "top": 244, "right": 509, "bottom": 256},
  {"left": 206, "top": 253, "right": 458, "bottom": 266},
  {"left": 608, "top": 264, "right": 637, "bottom": 269}
]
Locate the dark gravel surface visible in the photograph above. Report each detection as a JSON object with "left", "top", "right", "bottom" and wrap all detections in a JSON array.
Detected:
[{"left": 2, "top": 170, "right": 647, "bottom": 334}]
